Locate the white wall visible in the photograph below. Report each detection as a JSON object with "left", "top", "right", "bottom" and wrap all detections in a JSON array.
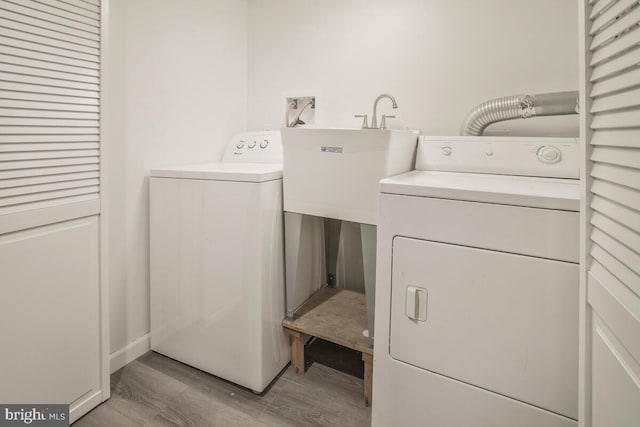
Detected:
[
  {"left": 105, "top": 0, "right": 248, "bottom": 366},
  {"left": 247, "top": 0, "right": 579, "bottom": 136}
]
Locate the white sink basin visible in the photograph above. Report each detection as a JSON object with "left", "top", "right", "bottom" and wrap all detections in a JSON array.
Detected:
[{"left": 282, "top": 128, "right": 418, "bottom": 225}]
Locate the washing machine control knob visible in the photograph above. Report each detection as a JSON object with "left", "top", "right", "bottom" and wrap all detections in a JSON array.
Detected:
[
  {"left": 536, "top": 145, "right": 561, "bottom": 164},
  {"left": 442, "top": 146, "right": 452, "bottom": 156},
  {"left": 260, "top": 139, "right": 269, "bottom": 149},
  {"left": 236, "top": 140, "right": 245, "bottom": 149},
  {"left": 248, "top": 140, "right": 256, "bottom": 149}
]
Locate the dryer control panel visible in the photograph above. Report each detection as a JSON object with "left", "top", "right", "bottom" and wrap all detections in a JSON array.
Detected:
[{"left": 416, "top": 136, "right": 579, "bottom": 179}]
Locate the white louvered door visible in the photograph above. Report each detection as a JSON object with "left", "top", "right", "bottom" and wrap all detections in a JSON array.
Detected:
[
  {"left": 580, "top": 1, "right": 640, "bottom": 426},
  {"left": 0, "top": 0, "right": 108, "bottom": 421},
  {"left": 0, "top": 0, "right": 100, "bottom": 229}
]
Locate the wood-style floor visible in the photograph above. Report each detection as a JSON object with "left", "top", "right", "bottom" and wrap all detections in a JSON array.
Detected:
[{"left": 75, "top": 349, "right": 372, "bottom": 427}]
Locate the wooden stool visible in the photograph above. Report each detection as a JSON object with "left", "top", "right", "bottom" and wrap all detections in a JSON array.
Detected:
[{"left": 282, "top": 287, "right": 374, "bottom": 406}]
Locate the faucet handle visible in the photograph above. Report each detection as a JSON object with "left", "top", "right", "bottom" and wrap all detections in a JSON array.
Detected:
[
  {"left": 380, "top": 114, "right": 396, "bottom": 130},
  {"left": 354, "top": 114, "right": 369, "bottom": 129}
]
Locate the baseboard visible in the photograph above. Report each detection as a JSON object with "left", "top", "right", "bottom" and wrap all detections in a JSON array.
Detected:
[
  {"left": 109, "top": 333, "right": 150, "bottom": 374},
  {"left": 70, "top": 389, "right": 104, "bottom": 424}
]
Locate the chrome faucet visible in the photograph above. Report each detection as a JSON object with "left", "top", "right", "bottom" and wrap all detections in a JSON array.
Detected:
[{"left": 371, "top": 93, "right": 398, "bottom": 129}]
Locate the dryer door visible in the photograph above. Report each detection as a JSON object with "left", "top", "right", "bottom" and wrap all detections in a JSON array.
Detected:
[{"left": 389, "top": 237, "right": 579, "bottom": 420}]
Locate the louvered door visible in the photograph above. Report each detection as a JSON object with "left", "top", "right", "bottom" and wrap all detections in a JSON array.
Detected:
[
  {"left": 0, "top": 0, "right": 108, "bottom": 421},
  {"left": 0, "top": 0, "right": 100, "bottom": 232},
  {"left": 580, "top": 0, "right": 640, "bottom": 426}
]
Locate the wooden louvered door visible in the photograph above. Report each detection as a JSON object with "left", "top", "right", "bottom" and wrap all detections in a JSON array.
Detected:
[
  {"left": 580, "top": 0, "right": 640, "bottom": 426},
  {"left": 0, "top": 0, "right": 108, "bottom": 421}
]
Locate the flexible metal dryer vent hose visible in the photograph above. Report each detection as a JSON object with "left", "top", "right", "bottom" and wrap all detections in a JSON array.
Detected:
[{"left": 460, "top": 91, "right": 579, "bottom": 136}]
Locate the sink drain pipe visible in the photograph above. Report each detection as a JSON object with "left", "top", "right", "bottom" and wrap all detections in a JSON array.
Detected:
[{"left": 460, "top": 91, "right": 579, "bottom": 136}]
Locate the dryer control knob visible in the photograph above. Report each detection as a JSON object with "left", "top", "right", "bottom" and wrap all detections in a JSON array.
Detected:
[
  {"left": 248, "top": 140, "right": 257, "bottom": 149},
  {"left": 536, "top": 145, "right": 561, "bottom": 164},
  {"left": 260, "top": 139, "right": 269, "bottom": 149},
  {"left": 236, "top": 140, "right": 245, "bottom": 149},
  {"left": 442, "top": 146, "right": 452, "bottom": 156}
]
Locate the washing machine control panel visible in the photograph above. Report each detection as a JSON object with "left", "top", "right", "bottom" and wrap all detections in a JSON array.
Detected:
[
  {"left": 222, "top": 131, "right": 283, "bottom": 164},
  {"left": 416, "top": 136, "right": 579, "bottom": 179}
]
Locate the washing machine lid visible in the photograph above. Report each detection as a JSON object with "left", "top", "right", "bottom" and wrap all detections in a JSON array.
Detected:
[
  {"left": 380, "top": 170, "right": 579, "bottom": 211},
  {"left": 150, "top": 162, "right": 282, "bottom": 182}
]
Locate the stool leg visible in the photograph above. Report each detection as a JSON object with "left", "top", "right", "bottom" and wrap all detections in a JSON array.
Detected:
[
  {"left": 362, "top": 352, "right": 373, "bottom": 406},
  {"left": 290, "top": 332, "right": 305, "bottom": 376}
]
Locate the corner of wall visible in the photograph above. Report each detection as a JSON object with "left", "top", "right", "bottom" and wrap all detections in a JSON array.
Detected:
[{"left": 109, "top": 333, "right": 151, "bottom": 374}]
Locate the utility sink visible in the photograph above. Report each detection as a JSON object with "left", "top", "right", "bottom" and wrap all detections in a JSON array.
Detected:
[{"left": 282, "top": 128, "right": 418, "bottom": 225}]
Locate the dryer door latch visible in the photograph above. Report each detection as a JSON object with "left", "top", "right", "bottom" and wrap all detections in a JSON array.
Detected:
[{"left": 406, "top": 286, "right": 428, "bottom": 322}]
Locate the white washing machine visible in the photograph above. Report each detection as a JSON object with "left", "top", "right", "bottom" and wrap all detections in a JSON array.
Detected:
[
  {"left": 372, "top": 136, "right": 580, "bottom": 427},
  {"left": 149, "top": 131, "right": 289, "bottom": 393}
]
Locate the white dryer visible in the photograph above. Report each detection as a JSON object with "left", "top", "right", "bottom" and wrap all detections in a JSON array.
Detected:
[
  {"left": 372, "top": 136, "right": 580, "bottom": 427},
  {"left": 149, "top": 131, "right": 289, "bottom": 393}
]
